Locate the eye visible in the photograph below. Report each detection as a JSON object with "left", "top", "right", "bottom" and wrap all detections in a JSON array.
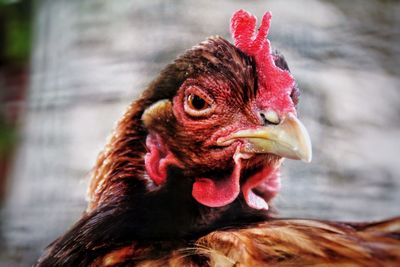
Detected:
[
  {"left": 187, "top": 94, "right": 208, "bottom": 110},
  {"left": 184, "top": 93, "right": 213, "bottom": 117}
]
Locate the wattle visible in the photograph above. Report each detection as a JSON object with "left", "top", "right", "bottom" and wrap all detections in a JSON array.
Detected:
[{"left": 192, "top": 153, "right": 280, "bottom": 210}]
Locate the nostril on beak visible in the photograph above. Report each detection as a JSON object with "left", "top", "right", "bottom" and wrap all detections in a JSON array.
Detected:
[{"left": 259, "top": 110, "right": 280, "bottom": 125}]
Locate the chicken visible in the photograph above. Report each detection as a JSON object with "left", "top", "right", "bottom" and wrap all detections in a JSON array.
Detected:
[{"left": 36, "top": 10, "right": 400, "bottom": 267}]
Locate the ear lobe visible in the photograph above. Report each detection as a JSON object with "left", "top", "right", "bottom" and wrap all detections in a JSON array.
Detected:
[
  {"left": 145, "top": 133, "right": 181, "bottom": 186},
  {"left": 141, "top": 99, "right": 172, "bottom": 128}
]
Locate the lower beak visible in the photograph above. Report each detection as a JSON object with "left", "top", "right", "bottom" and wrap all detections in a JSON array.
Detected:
[{"left": 218, "top": 113, "right": 312, "bottom": 162}]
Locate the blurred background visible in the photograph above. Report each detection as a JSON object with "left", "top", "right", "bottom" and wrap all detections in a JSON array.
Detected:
[{"left": 0, "top": 0, "right": 399, "bottom": 265}]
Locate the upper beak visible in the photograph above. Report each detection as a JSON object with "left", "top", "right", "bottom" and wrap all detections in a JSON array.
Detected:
[{"left": 217, "top": 113, "right": 312, "bottom": 162}]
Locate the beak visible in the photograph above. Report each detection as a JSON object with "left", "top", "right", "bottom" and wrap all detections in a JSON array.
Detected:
[{"left": 217, "top": 113, "right": 312, "bottom": 162}]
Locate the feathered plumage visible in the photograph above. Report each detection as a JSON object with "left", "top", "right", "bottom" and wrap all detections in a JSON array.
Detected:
[
  {"left": 92, "top": 217, "right": 400, "bottom": 266},
  {"left": 36, "top": 10, "right": 400, "bottom": 267}
]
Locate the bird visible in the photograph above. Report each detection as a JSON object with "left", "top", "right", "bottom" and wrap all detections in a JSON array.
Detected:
[{"left": 36, "top": 10, "right": 400, "bottom": 267}]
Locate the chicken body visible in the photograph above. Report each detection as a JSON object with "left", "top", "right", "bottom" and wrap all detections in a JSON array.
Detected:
[
  {"left": 95, "top": 217, "right": 400, "bottom": 267},
  {"left": 36, "top": 10, "right": 400, "bottom": 267}
]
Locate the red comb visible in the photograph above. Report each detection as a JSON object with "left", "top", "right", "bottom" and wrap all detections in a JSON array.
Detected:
[{"left": 231, "top": 10, "right": 295, "bottom": 114}]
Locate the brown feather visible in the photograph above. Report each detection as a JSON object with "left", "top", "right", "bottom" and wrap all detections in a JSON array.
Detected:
[
  {"left": 36, "top": 35, "right": 400, "bottom": 267},
  {"left": 92, "top": 217, "right": 400, "bottom": 266}
]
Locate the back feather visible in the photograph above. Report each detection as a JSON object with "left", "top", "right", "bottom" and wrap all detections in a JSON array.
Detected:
[{"left": 93, "top": 217, "right": 400, "bottom": 266}]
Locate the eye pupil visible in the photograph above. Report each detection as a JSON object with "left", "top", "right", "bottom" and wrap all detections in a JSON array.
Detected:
[{"left": 188, "top": 94, "right": 207, "bottom": 110}]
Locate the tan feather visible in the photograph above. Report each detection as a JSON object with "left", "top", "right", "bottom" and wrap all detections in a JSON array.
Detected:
[{"left": 93, "top": 217, "right": 400, "bottom": 266}]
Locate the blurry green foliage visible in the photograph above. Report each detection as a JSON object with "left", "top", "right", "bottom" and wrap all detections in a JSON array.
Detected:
[
  {"left": 5, "top": 12, "right": 31, "bottom": 62},
  {"left": 0, "top": 0, "right": 32, "bottom": 65},
  {"left": 0, "top": 0, "right": 31, "bottom": 158},
  {"left": 0, "top": 118, "right": 15, "bottom": 155}
]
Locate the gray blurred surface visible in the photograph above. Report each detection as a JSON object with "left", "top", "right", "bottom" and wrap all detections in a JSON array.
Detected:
[{"left": 1, "top": 0, "right": 400, "bottom": 266}]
